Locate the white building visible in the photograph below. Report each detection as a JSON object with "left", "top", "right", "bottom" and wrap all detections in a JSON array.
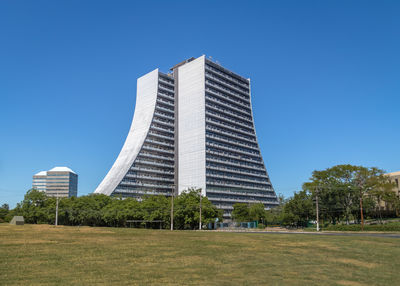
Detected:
[
  {"left": 33, "top": 167, "right": 78, "bottom": 198},
  {"left": 94, "top": 56, "right": 278, "bottom": 217}
]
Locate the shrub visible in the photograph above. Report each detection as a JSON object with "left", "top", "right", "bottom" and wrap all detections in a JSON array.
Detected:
[
  {"left": 324, "top": 222, "right": 400, "bottom": 232},
  {"left": 257, "top": 223, "right": 265, "bottom": 229}
]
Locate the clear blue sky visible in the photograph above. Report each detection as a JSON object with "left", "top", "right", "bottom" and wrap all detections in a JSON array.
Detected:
[{"left": 1, "top": 1, "right": 399, "bottom": 207}]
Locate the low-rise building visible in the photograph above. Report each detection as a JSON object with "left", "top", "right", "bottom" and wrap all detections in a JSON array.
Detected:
[{"left": 387, "top": 171, "right": 400, "bottom": 198}]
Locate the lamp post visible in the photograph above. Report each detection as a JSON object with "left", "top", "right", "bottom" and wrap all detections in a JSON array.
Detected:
[
  {"left": 199, "top": 190, "right": 202, "bottom": 230},
  {"left": 170, "top": 186, "right": 174, "bottom": 231},
  {"left": 316, "top": 187, "right": 319, "bottom": 232},
  {"left": 55, "top": 190, "right": 59, "bottom": 226}
]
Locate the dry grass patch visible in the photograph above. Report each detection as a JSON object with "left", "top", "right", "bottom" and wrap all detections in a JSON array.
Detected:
[
  {"left": 337, "top": 280, "right": 364, "bottom": 286},
  {"left": 1, "top": 224, "right": 399, "bottom": 285},
  {"left": 331, "top": 258, "right": 378, "bottom": 269}
]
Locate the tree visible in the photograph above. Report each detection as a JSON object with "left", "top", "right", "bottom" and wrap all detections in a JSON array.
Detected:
[
  {"left": 0, "top": 203, "right": 9, "bottom": 222},
  {"left": 14, "top": 189, "right": 49, "bottom": 224},
  {"left": 174, "top": 188, "right": 220, "bottom": 230},
  {"left": 353, "top": 167, "right": 391, "bottom": 229},
  {"left": 265, "top": 194, "right": 286, "bottom": 226},
  {"left": 232, "top": 203, "right": 250, "bottom": 222},
  {"left": 369, "top": 177, "right": 396, "bottom": 223},
  {"left": 382, "top": 191, "right": 400, "bottom": 217},
  {"left": 101, "top": 197, "right": 142, "bottom": 227},
  {"left": 303, "top": 165, "right": 360, "bottom": 225},
  {"left": 303, "top": 164, "right": 393, "bottom": 228},
  {"left": 249, "top": 203, "right": 266, "bottom": 223},
  {"left": 282, "top": 190, "right": 313, "bottom": 227},
  {"left": 141, "top": 195, "right": 169, "bottom": 228},
  {"left": 65, "top": 194, "right": 112, "bottom": 226}
]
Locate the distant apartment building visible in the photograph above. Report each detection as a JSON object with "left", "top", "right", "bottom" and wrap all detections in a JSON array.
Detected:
[{"left": 32, "top": 167, "right": 78, "bottom": 198}]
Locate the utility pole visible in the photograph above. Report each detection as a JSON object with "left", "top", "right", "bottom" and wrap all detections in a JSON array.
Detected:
[
  {"left": 357, "top": 178, "right": 365, "bottom": 231},
  {"left": 315, "top": 187, "right": 319, "bottom": 232},
  {"left": 199, "top": 190, "right": 202, "bottom": 230},
  {"left": 170, "top": 188, "right": 174, "bottom": 231},
  {"left": 360, "top": 196, "right": 364, "bottom": 231},
  {"left": 55, "top": 192, "right": 59, "bottom": 226}
]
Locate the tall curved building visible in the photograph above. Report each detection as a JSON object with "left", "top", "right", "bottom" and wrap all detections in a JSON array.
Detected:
[{"left": 94, "top": 56, "right": 278, "bottom": 217}]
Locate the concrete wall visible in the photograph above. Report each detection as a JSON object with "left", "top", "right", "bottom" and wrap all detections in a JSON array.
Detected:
[
  {"left": 176, "top": 56, "right": 206, "bottom": 195},
  {"left": 94, "top": 69, "right": 159, "bottom": 196}
]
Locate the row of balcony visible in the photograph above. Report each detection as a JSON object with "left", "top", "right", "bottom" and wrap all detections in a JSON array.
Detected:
[
  {"left": 205, "top": 73, "right": 250, "bottom": 99},
  {"left": 157, "top": 98, "right": 174, "bottom": 109},
  {"left": 206, "top": 86, "right": 250, "bottom": 110},
  {"left": 205, "top": 116, "right": 255, "bottom": 138},
  {"left": 134, "top": 158, "right": 174, "bottom": 168},
  {"left": 154, "top": 110, "right": 174, "bottom": 122},
  {"left": 124, "top": 173, "right": 174, "bottom": 183},
  {"left": 206, "top": 79, "right": 250, "bottom": 104},
  {"left": 114, "top": 189, "right": 170, "bottom": 197},
  {"left": 150, "top": 125, "right": 174, "bottom": 135},
  {"left": 141, "top": 144, "right": 174, "bottom": 155},
  {"left": 206, "top": 164, "right": 268, "bottom": 179},
  {"left": 205, "top": 63, "right": 249, "bottom": 90},
  {"left": 206, "top": 147, "right": 262, "bottom": 165},
  {"left": 130, "top": 166, "right": 174, "bottom": 175},
  {"left": 118, "top": 181, "right": 174, "bottom": 189},
  {"left": 206, "top": 180, "right": 273, "bottom": 192},
  {"left": 207, "top": 196, "right": 276, "bottom": 205},
  {"left": 145, "top": 138, "right": 174, "bottom": 148},
  {"left": 158, "top": 77, "right": 174, "bottom": 88},
  {"left": 158, "top": 83, "right": 174, "bottom": 93},
  {"left": 206, "top": 172, "right": 269, "bottom": 186},
  {"left": 206, "top": 94, "right": 251, "bottom": 119},
  {"left": 158, "top": 91, "right": 175, "bottom": 102},
  {"left": 206, "top": 103, "right": 253, "bottom": 128},
  {"left": 155, "top": 105, "right": 174, "bottom": 115},
  {"left": 206, "top": 123, "right": 256, "bottom": 144},
  {"left": 152, "top": 117, "right": 174, "bottom": 128},
  {"left": 206, "top": 130, "right": 259, "bottom": 152},
  {"left": 148, "top": 130, "right": 174, "bottom": 141},
  {"left": 206, "top": 156, "right": 264, "bottom": 172},
  {"left": 205, "top": 73, "right": 250, "bottom": 102},
  {"left": 138, "top": 152, "right": 174, "bottom": 162},
  {"left": 206, "top": 188, "right": 276, "bottom": 199},
  {"left": 157, "top": 92, "right": 174, "bottom": 103},
  {"left": 206, "top": 139, "right": 260, "bottom": 158}
]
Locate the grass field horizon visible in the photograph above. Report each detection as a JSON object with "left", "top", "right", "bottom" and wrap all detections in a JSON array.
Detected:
[{"left": 1, "top": 224, "right": 399, "bottom": 285}]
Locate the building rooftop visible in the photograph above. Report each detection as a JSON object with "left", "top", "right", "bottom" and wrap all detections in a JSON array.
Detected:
[
  {"left": 49, "top": 167, "right": 77, "bottom": 174},
  {"left": 34, "top": 171, "right": 47, "bottom": 176}
]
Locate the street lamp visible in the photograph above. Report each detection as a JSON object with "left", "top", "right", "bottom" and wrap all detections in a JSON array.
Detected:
[
  {"left": 199, "top": 189, "right": 202, "bottom": 230},
  {"left": 55, "top": 190, "right": 59, "bottom": 226}
]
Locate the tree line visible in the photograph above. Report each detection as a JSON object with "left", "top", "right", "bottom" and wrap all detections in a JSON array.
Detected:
[
  {"left": 260, "top": 164, "right": 399, "bottom": 228},
  {"left": 2, "top": 164, "right": 398, "bottom": 230},
  {"left": 2, "top": 188, "right": 222, "bottom": 229}
]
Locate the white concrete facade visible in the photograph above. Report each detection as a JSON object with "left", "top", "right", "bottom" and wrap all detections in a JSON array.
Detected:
[
  {"left": 94, "top": 69, "right": 159, "bottom": 196},
  {"left": 176, "top": 56, "right": 206, "bottom": 195}
]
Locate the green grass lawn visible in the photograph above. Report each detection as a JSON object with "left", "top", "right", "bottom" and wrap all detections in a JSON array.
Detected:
[{"left": 1, "top": 224, "right": 399, "bottom": 285}]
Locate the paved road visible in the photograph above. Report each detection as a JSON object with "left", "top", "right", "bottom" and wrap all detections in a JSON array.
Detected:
[{"left": 222, "top": 230, "right": 400, "bottom": 238}]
